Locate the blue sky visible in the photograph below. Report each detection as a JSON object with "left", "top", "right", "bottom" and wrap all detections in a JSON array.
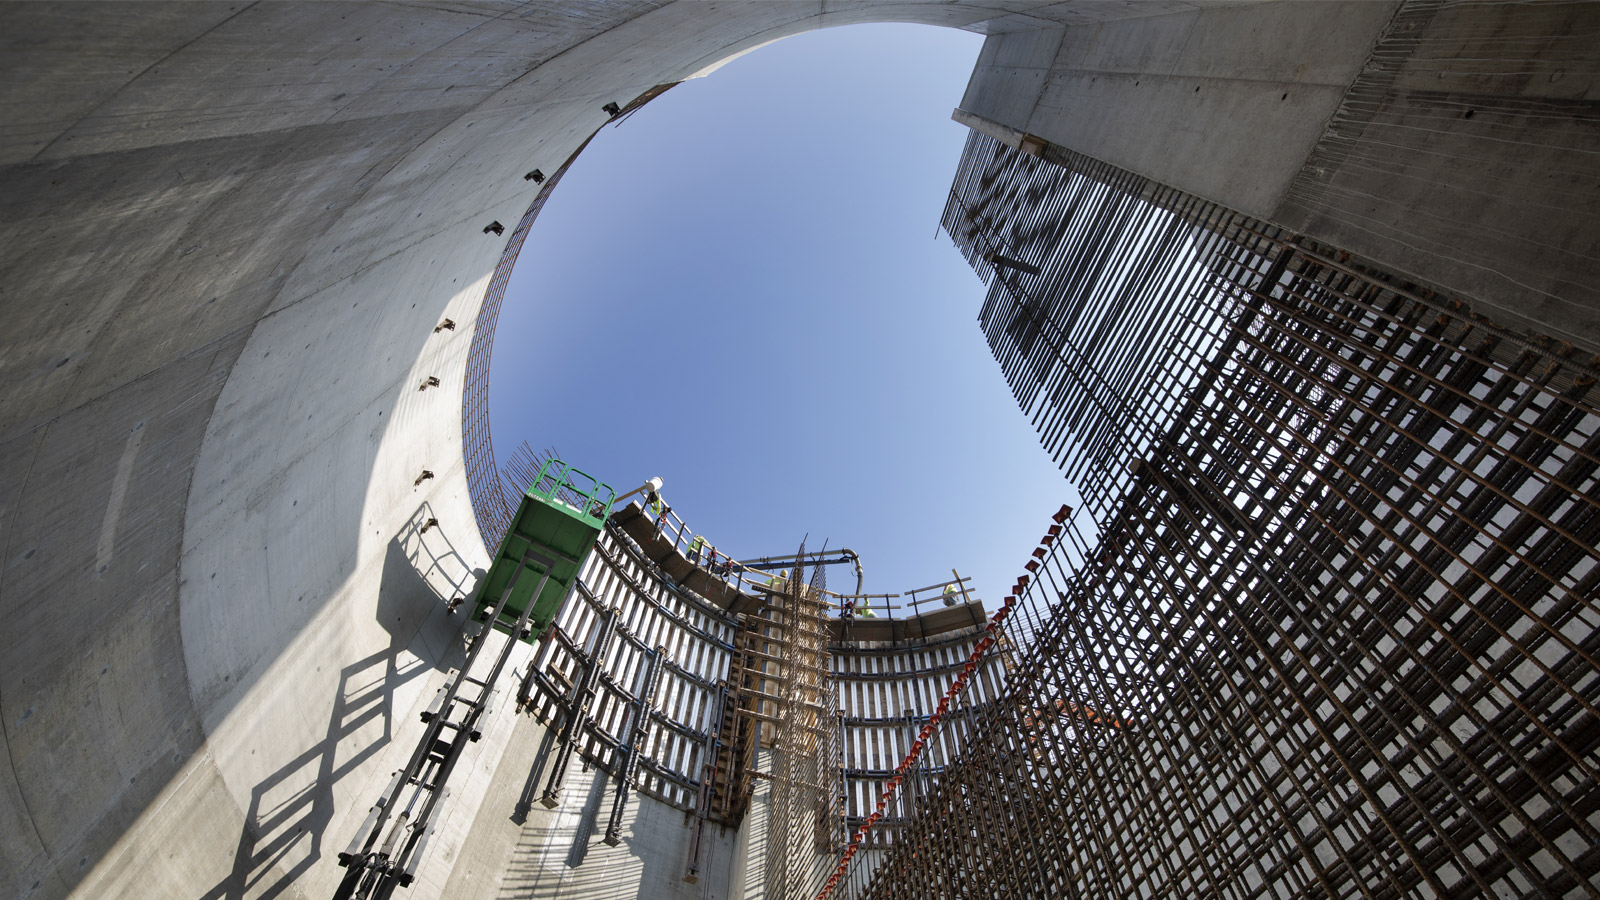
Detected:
[{"left": 490, "top": 24, "right": 1073, "bottom": 611}]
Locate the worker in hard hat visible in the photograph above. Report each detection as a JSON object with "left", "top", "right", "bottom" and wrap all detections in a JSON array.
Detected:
[
  {"left": 942, "top": 583, "right": 961, "bottom": 607},
  {"left": 650, "top": 494, "right": 672, "bottom": 535}
]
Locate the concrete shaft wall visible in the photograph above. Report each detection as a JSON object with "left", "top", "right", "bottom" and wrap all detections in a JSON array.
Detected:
[
  {"left": 0, "top": 3, "right": 1594, "bottom": 899},
  {"left": 960, "top": 0, "right": 1600, "bottom": 346}
]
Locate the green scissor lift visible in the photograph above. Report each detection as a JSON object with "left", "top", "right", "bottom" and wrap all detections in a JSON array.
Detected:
[
  {"left": 476, "top": 459, "right": 616, "bottom": 642},
  {"left": 335, "top": 458, "right": 614, "bottom": 900}
]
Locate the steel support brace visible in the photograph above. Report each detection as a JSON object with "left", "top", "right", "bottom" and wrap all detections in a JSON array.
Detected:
[
  {"left": 603, "top": 646, "right": 664, "bottom": 845},
  {"left": 540, "top": 604, "right": 619, "bottom": 808},
  {"left": 683, "top": 687, "right": 726, "bottom": 883}
]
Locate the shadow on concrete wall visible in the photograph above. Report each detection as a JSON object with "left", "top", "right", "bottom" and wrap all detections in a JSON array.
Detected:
[
  {"left": 497, "top": 769, "right": 618, "bottom": 899},
  {"left": 564, "top": 773, "right": 610, "bottom": 871},
  {"left": 511, "top": 723, "right": 559, "bottom": 826},
  {"left": 399, "top": 500, "right": 480, "bottom": 605},
  {"left": 625, "top": 794, "right": 685, "bottom": 899},
  {"left": 198, "top": 513, "right": 464, "bottom": 900}
]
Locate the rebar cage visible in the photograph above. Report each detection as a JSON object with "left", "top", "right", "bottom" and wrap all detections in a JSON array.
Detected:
[{"left": 844, "top": 131, "right": 1600, "bottom": 900}]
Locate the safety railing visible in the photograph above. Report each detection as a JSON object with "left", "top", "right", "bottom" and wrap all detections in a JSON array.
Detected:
[
  {"left": 637, "top": 497, "right": 990, "bottom": 625},
  {"left": 528, "top": 458, "right": 615, "bottom": 527},
  {"left": 636, "top": 494, "right": 768, "bottom": 597}
]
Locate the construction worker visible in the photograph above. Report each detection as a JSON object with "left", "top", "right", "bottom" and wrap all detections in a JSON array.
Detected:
[
  {"left": 942, "top": 583, "right": 961, "bottom": 607},
  {"left": 688, "top": 534, "right": 706, "bottom": 565}
]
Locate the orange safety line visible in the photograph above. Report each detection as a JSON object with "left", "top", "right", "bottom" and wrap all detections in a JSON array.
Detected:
[{"left": 813, "top": 504, "right": 1072, "bottom": 900}]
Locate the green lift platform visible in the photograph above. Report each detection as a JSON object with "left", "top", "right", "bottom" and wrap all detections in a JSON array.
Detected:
[
  {"left": 334, "top": 458, "right": 614, "bottom": 900},
  {"left": 475, "top": 459, "right": 615, "bottom": 643}
]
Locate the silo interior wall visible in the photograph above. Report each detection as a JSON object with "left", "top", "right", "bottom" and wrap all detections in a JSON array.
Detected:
[{"left": 3, "top": 3, "right": 1596, "bottom": 899}]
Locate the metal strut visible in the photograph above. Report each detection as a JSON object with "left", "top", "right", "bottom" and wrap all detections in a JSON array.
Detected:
[
  {"left": 539, "top": 603, "right": 620, "bottom": 808},
  {"left": 603, "top": 645, "right": 664, "bottom": 845},
  {"left": 333, "top": 550, "right": 556, "bottom": 900},
  {"left": 683, "top": 685, "right": 726, "bottom": 883}
]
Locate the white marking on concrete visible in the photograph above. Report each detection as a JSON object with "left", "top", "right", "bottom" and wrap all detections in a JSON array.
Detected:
[{"left": 96, "top": 424, "right": 144, "bottom": 573}]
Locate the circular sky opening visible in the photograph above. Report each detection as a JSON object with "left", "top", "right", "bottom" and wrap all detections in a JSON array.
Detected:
[{"left": 489, "top": 24, "right": 1070, "bottom": 604}]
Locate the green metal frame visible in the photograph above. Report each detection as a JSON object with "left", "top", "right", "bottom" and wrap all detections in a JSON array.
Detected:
[{"left": 474, "top": 459, "right": 615, "bottom": 643}]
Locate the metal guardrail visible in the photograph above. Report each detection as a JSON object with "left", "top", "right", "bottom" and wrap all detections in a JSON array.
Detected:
[
  {"left": 635, "top": 496, "right": 976, "bottom": 622},
  {"left": 527, "top": 457, "right": 615, "bottom": 526},
  {"left": 634, "top": 494, "right": 769, "bottom": 598}
]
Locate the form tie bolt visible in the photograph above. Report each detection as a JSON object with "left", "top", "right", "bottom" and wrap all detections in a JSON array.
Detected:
[
  {"left": 420, "top": 517, "right": 439, "bottom": 534},
  {"left": 414, "top": 470, "right": 434, "bottom": 486},
  {"left": 434, "top": 318, "right": 455, "bottom": 333},
  {"left": 524, "top": 169, "right": 544, "bottom": 183},
  {"left": 419, "top": 376, "right": 440, "bottom": 391},
  {"left": 483, "top": 221, "right": 504, "bottom": 236},
  {"left": 602, "top": 101, "right": 621, "bottom": 117}
]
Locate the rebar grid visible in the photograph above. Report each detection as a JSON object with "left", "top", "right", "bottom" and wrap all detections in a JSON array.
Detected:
[
  {"left": 762, "top": 558, "right": 841, "bottom": 900},
  {"left": 461, "top": 83, "right": 676, "bottom": 552},
  {"left": 461, "top": 138, "right": 594, "bottom": 551},
  {"left": 855, "top": 132, "right": 1600, "bottom": 899}
]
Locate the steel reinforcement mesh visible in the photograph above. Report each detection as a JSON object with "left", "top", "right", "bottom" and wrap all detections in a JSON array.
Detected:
[
  {"left": 461, "top": 144, "right": 588, "bottom": 552},
  {"left": 461, "top": 84, "right": 677, "bottom": 552},
  {"left": 763, "top": 560, "right": 841, "bottom": 900},
  {"left": 851, "top": 132, "right": 1600, "bottom": 899}
]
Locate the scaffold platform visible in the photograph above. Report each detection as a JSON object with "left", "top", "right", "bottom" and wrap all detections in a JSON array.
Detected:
[
  {"left": 610, "top": 501, "right": 755, "bottom": 612},
  {"left": 476, "top": 461, "right": 614, "bottom": 643}
]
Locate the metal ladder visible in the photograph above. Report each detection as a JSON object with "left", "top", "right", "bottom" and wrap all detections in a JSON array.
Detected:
[{"left": 332, "top": 549, "right": 556, "bottom": 900}]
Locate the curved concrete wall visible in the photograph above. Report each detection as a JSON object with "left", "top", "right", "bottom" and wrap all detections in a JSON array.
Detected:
[
  {"left": 0, "top": 5, "right": 1124, "bottom": 897},
  {"left": 5, "top": 2, "right": 1592, "bottom": 899}
]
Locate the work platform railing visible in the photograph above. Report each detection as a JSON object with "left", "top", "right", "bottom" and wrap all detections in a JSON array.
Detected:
[
  {"left": 633, "top": 495, "right": 764, "bottom": 593},
  {"left": 630, "top": 493, "right": 983, "bottom": 627}
]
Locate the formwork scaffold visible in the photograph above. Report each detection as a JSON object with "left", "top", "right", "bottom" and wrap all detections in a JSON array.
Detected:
[{"left": 822, "top": 130, "right": 1600, "bottom": 900}]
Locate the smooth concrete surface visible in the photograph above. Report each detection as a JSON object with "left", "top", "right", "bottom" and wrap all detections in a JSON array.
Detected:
[
  {"left": 961, "top": 2, "right": 1402, "bottom": 220},
  {"left": 1273, "top": 0, "right": 1600, "bottom": 350},
  {"left": 1, "top": 3, "right": 1595, "bottom": 900}
]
